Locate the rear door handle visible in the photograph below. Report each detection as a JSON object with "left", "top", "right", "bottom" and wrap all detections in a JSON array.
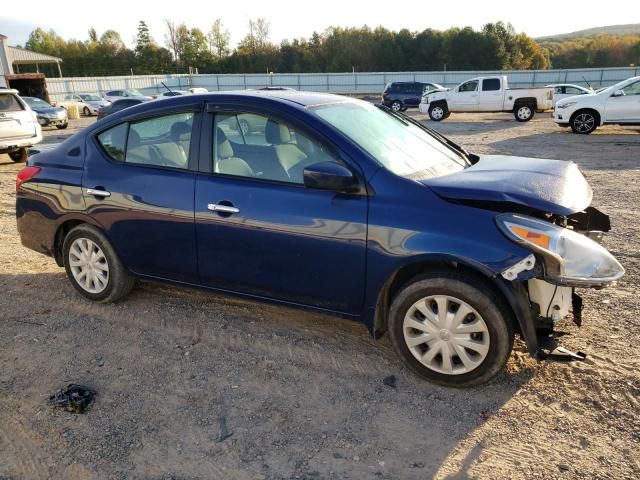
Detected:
[
  {"left": 208, "top": 203, "right": 240, "bottom": 214},
  {"left": 86, "top": 188, "right": 111, "bottom": 197}
]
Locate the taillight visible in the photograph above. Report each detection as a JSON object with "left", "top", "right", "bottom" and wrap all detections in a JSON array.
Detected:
[{"left": 16, "top": 166, "right": 41, "bottom": 192}]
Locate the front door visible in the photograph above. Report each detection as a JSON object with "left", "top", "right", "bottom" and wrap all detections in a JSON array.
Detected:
[
  {"left": 605, "top": 80, "right": 640, "bottom": 122},
  {"left": 84, "top": 110, "right": 199, "bottom": 282},
  {"left": 195, "top": 108, "right": 368, "bottom": 314},
  {"left": 451, "top": 80, "right": 479, "bottom": 111}
]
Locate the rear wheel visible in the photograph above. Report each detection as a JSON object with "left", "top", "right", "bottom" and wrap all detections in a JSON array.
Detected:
[
  {"left": 514, "top": 104, "right": 534, "bottom": 122},
  {"left": 391, "top": 100, "right": 403, "bottom": 112},
  {"left": 82, "top": 106, "right": 91, "bottom": 116},
  {"left": 8, "top": 148, "right": 27, "bottom": 162},
  {"left": 63, "top": 224, "right": 134, "bottom": 303},
  {"left": 570, "top": 110, "right": 598, "bottom": 134},
  {"left": 428, "top": 104, "right": 447, "bottom": 121},
  {"left": 388, "top": 271, "right": 514, "bottom": 387}
]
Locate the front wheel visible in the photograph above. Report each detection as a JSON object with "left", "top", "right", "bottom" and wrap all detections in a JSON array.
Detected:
[
  {"left": 63, "top": 224, "right": 135, "bottom": 303},
  {"left": 570, "top": 111, "right": 598, "bottom": 134},
  {"left": 428, "top": 104, "right": 447, "bottom": 121},
  {"left": 83, "top": 106, "right": 91, "bottom": 116},
  {"left": 514, "top": 104, "right": 534, "bottom": 122},
  {"left": 56, "top": 122, "right": 68, "bottom": 130},
  {"left": 388, "top": 272, "right": 514, "bottom": 387}
]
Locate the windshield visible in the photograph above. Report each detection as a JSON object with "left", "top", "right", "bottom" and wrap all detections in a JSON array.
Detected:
[
  {"left": 126, "top": 89, "right": 143, "bottom": 96},
  {"left": 80, "top": 94, "right": 101, "bottom": 101},
  {"left": 22, "top": 97, "right": 52, "bottom": 108},
  {"left": 312, "top": 100, "right": 465, "bottom": 178}
]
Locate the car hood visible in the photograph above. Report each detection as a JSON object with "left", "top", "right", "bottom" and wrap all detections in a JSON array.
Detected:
[
  {"left": 421, "top": 155, "right": 592, "bottom": 216},
  {"left": 32, "top": 106, "right": 65, "bottom": 114}
]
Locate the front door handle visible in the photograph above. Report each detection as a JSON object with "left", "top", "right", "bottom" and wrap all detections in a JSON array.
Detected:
[
  {"left": 86, "top": 188, "right": 111, "bottom": 197},
  {"left": 208, "top": 203, "right": 240, "bottom": 215}
]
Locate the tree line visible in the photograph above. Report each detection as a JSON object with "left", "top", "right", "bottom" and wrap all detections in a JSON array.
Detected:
[{"left": 20, "top": 19, "right": 639, "bottom": 78}]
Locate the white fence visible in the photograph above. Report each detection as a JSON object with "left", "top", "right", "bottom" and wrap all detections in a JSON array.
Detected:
[{"left": 46, "top": 67, "right": 640, "bottom": 103}]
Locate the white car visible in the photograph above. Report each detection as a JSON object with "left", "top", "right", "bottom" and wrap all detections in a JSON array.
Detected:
[
  {"left": 58, "top": 93, "right": 111, "bottom": 115},
  {"left": 102, "top": 88, "right": 152, "bottom": 103},
  {"left": 0, "top": 89, "right": 42, "bottom": 162},
  {"left": 546, "top": 84, "right": 593, "bottom": 107},
  {"left": 420, "top": 76, "right": 553, "bottom": 122},
  {"left": 553, "top": 76, "right": 640, "bottom": 134},
  {"left": 152, "top": 90, "right": 190, "bottom": 99}
]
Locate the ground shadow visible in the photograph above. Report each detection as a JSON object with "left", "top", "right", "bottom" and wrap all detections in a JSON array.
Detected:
[{"left": 0, "top": 271, "right": 537, "bottom": 479}]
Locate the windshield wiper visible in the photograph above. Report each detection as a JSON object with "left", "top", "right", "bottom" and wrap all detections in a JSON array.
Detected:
[{"left": 375, "top": 104, "right": 473, "bottom": 167}]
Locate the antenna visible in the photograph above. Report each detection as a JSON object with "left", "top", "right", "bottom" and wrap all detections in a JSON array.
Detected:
[
  {"left": 161, "top": 82, "right": 174, "bottom": 94},
  {"left": 582, "top": 76, "right": 593, "bottom": 90}
]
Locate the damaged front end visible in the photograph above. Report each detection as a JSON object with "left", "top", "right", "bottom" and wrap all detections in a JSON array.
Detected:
[{"left": 495, "top": 207, "right": 624, "bottom": 359}]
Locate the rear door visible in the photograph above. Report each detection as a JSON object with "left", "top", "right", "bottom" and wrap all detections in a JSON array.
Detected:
[
  {"left": 0, "top": 93, "right": 37, "bottom": 141},
  {"left": 478, "top": 78, "right": 503, "bottom": 111},
  {"left": 84, "top": 106, "right": 201, "bottom": 282},
  {"left": 194, "top": 104, "right": 368, "bottom": 314},
  {"left": 406, "top": 83, "right": 423, "bottom": 107},
  {"left": 450, "top": 80, "right": 479, "bottom": 111}
]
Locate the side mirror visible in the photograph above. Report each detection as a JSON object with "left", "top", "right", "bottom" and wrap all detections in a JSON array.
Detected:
[
  {"left": 611, "top": 90, "right": 624, "bottom": 97},
  {"left": 303, "top": 162, "right": 359, "bottom": 193}
]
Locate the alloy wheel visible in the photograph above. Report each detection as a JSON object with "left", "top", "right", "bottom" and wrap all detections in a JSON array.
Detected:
[
  {"left": 403, "top": 295, "right": 490, "bottom": 375},
  {"left": 517, "top": 106, "right": 532, "bottom": 120},
  {"left": 430, "top": 106, "right": 444, "bottom": 120},
  {"left": 573, "top": 113, "right": 595, "bottom": 133}
]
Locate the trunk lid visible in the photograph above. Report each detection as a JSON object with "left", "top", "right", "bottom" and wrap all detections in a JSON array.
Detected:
[{"left": 421, "top": 155, "right": 592, "bottom": 216}]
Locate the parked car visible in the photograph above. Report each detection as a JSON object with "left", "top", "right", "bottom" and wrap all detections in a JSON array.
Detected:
[
  {"left": 553, "top": 76, "right": 640, "bottom": 134},
  {"left": 58, "top": 93, "right": 111, "bottom": 115},
  {"left": 420, "top": 76, "right": 553, "bottom": 121},
  {"left": 103, "top": 88, "right": 152, "bottom": 103},
  {"left": 189, "top": 87, "right": 209, "bottom": 94},
  {"left": 15, "top": 91, "right": 624, "bottom": 386},
  {"left": 21, "top": 96, "right": 68, "bottom": 129},
  {"left": 382, "top": 82, "right": 444, "bottom": 112},
  {"left": 96, "top": 98, "right": 150, "bottom": 120},
  {"left": 546, "top": 84, "right": 593, "bottom": 107},
  {"left": 0, "top": 88, "right": 42, "bottom": 162}
]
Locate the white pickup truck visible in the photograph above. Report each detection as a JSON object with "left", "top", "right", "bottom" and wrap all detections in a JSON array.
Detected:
[{"left": 419, "top": 76, "right": 553, "bottom": 122}]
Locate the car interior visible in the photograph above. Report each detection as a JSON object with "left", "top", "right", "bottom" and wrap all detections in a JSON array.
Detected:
[{"left": 214, "top": 115, "right": 337, "bottom": 184}]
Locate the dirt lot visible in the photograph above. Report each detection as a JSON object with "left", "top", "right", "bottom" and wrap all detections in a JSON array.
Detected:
[{"left": 1, "top": 112, "right": 639, "bottom": 480}]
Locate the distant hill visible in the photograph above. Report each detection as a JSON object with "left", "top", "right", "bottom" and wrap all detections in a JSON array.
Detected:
[{"left": 538, "top": 24, "right": 640, "bottom": 42}]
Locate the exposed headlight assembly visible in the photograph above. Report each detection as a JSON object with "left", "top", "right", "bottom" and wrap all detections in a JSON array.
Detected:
[
  {"left": 496, "top": 213, "right": 624, "bottom": 287},
  {"left": 556, "top": 101, "right": 576, "bottom": 109}
]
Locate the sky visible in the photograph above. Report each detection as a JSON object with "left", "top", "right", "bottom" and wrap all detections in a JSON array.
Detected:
[{"left": 0, "top": 0, "right": 636, "bottom": 48}]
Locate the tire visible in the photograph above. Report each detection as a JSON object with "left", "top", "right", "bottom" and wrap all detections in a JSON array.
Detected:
[
  {"left": 8, "top": 148, "right": 27, "bottom": 162},
  {"left": 391, "top": 100, "right": 403, "bottom": 112},
  {"left": 83, "top": 106, "right": 91, "bottom": 116},
  {"left": 63, "top": 224, "right": 135, "bottom": 303},
  {"left": 56, "top": 122, "right": 68, "bottom": 130},
  {"left": 514, "top": 104, "right": 534, "bottom": 122},
  {"left": 570, "top": 110, "right": 598, "bottom": 134},
  {"left": 239, "top": 119, "right": 250, "bottom": 136},
  {"left": 388, "top": 271, "right": 514, "bottom": 387},
  {"left": 428, "top": 103, "right": 447, "bottom": 122}
]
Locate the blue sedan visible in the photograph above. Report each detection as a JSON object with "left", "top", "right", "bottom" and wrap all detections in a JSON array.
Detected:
[{"left": 15, "top": 91, "right": 624, "bottom": 386}]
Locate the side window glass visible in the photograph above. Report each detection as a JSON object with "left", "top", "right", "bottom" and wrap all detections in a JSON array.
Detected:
[
  {"left": 97, "top": 123, "right": 128, "bottom": 161},
  {"left": 622, "top": 81, "right": 640, "bottom": 96},
  {"left": 213, "top": 113, "right": 339, "bottom": 184},
  {"left": 125, "top": 113, "right": 194, "bottom": 169},
  {"left": 482, "top": 79, "right": 500, "bottom": 91},
  {"left": 459, "top": 81, "right": 478, "bottom": 92}
]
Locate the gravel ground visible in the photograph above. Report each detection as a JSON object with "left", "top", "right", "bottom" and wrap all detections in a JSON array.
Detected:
[{"left": 0, "top": 112, "right": 639, "bottom": 480}]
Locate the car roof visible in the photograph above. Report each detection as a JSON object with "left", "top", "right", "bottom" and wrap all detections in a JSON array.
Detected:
[{"left": 545, "top": 83, "right": 588, "bottom": 88}]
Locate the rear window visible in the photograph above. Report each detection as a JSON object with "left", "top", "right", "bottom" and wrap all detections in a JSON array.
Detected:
[{"left": 0, "top": 94, "right": 24, "bottom": 112}]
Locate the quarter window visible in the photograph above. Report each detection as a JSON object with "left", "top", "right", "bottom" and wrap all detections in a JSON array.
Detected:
[
  {"left": 97, "top": 123, "right": 127, "bottom": 161},
  {"left": 213, "top": 112, "right": 338, "bottom": 184}
]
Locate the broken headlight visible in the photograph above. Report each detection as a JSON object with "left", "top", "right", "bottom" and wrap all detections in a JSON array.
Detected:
[{"left": 496, "top": 213, "right": 624, "bottom": 286}]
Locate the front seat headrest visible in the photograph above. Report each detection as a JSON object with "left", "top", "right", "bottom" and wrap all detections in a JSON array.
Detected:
[{"left": 265, "top": 120, "right": 291, "bottom": 144}]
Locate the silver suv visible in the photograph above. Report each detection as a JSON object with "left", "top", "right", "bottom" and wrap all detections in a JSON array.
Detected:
[{"left": 0, "top": 89, "right": 42, "bottom": 162}]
